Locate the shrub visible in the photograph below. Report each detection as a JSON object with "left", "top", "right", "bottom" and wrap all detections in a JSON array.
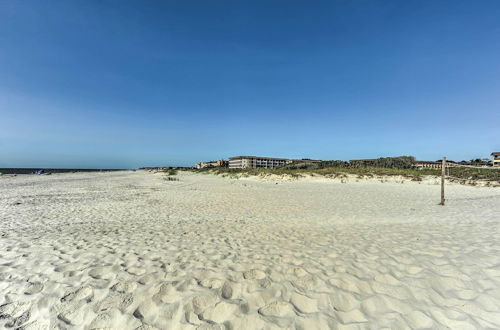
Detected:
[{"left": 349, "top": 156, "right": 416, "bottom": 169}]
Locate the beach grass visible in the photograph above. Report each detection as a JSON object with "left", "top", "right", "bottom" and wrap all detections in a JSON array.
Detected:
[
  {"left": 192, "top": 166, "right": 440, "bottom": 179},
  {"left": 191, "top": 165, "right": 500, "bottom": 182},
  {"left": 447, "top": 166, "right": 500, "bottom": 182},
  {"left": 167, "top": 169, "right": 178, "bottom": 176}
]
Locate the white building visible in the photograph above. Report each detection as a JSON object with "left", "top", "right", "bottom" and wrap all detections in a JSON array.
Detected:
[
  {"left": 228, "top": 156, "right": 291, "bottom": 169},
  {"left": 492, "top": 152, "right": 500, "bottom": 167},
  {"left": 194, "top": 160, "right": 228, "bottom": 169}
]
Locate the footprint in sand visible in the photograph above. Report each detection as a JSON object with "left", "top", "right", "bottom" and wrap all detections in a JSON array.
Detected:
[
  {"left": 138, "top": 273, "right": 158, "bottom": 285},
  {"left": 191, "top": 295, "right": 218, "bottom": 314},
  {"left": 133, "top": 299, "right": 157, "bottom": 323},
  {"left": 199, "top": 278, "right": 225, "bottom": 289},
  {"left": 329, "top": 291, "right": 359, "bottom": 312},
  {"left": 0, "top": 301, "right": 32, "bottom": 328},
  {"left": 258, "top": 301, "right": 295, "bottom": 318},
  {"left": 97, "top": 293, "right": 134, "bottom": 312},
  {"left": 221, "top": 281, "right": 240, "bottom": 299},
  {"left": 202, "top": 301, "right": 238, "bottom": 323},
  {"left": 127, "top": 267, "right": 147, "bottom": 276},
  {"left": 0, "top": 302, "right": 31, "bottom": 319},
  {"left": 61, "top": 285, "right": 94, "bottom": 302},
  {"left": 24, "top": 282, "right": 44, "bottom": 295},
  {"left": 54, "top": 263, "right": 80, "bottom": 273},
  {"left": 58, "top": 307, "right": 87, "bottom": 326},
  {"left": 16, "top": 319, "right": 50, "bottom": 330},
  {"left": 88, "top": 266, "right": 116, "bottom": 279},
  {"left": 292, "top": 275, "right": 318, "bottom": 291},
  {"left": 290, "top": 292, "right": 319, "bottom": 313},
  {"left": 186, "top": 311, "right": 203, "bottom": 325},
  {"left": 292, "top": 267, "right": 308, "bottom": 277},
  {"left": 243, "top": 269, "right": 267, "bottom": 280},
  {"left": 112, "top": 281, "right": 138, "bottom": 293}
]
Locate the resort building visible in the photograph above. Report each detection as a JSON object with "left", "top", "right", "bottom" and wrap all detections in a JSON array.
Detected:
[
  {"left": 492, "top": 152, "right": 500, "bottom": 167},
  {"left": 195, "top": 159, "right": 228, "bottom": 169},
  {"left": 228, "top": 156, "right": 292, "bottom": 169}
]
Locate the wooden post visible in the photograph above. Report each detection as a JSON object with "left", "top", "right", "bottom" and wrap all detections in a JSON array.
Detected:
[{"left": 440, "top": 157, "right": 446, "bottom": 205}]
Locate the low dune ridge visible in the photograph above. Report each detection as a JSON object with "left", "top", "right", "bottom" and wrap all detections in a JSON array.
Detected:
[{"left": 1, "top": 170, "right": 500, "bottom": 329}]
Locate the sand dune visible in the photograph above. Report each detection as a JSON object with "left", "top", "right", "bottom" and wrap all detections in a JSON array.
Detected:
[{"left": 1, "top": 171, "right": 500, "bottom": 329}]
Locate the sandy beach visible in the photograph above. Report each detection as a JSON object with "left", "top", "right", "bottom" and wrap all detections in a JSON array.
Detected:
[{"left": 1, "top": 170, "right": 500, "bottom": 329}]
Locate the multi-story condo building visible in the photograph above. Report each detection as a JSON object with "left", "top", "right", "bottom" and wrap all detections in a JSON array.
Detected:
[
  {"left": 492, "top": 152, "right": 500, "bottom": 167},
  {"left": 228, "top": 156, "right": 292, "bottom": 169}
]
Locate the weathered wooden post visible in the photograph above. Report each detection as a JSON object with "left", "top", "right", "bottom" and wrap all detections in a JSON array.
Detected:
[{"left": 439, "top": 157, "right": 446, "bottom": 205}]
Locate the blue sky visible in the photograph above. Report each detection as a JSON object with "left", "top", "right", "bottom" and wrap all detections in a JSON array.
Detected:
[{"left": 1, "top": 1, "right": 499, "bottom": 168}]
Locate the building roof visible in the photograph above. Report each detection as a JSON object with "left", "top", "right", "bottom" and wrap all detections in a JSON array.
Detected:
[{"left": 229, "top": 155, "right": 290, "bottom": 161}]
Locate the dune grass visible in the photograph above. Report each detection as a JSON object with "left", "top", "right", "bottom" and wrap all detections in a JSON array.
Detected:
[
  {"left": 192, "top": 166, "right": 440, "bottom": 180},
  {"left": 167, "top": 169, "right": 178, "bottom": 176},
  {"left": 191, "top": 166, "right": 500, "bottom": 182},
  {"left": 447, "top": 166, "right": 500, "bottom": 182}
]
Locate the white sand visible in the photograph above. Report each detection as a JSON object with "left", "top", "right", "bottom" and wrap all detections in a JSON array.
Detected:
[{"left": 1, "top": 170, "right": 500, "bottom": 329}]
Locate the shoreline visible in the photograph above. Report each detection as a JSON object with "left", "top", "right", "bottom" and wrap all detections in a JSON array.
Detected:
[{"left": 0, "top": 168, "right": 129, "bottom": 175}]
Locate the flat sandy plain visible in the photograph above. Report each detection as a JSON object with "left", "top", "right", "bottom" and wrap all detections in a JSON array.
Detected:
[{"left": 1, "top": 171, "right": 500, "bottom": 330}]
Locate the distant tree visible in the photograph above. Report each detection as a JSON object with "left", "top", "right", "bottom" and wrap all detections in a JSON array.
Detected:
[{"left": 350, "top": 156, "right": 416, "bottom": 169}]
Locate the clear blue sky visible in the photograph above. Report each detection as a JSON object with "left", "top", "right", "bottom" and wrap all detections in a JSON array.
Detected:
[{"left": 1, "top": 1, "right": 499, "bottom": 168}]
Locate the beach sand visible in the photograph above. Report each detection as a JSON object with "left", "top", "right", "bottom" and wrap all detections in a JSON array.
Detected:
[{"left": 1, "top": 171, "right": 499, "bottom": 329}]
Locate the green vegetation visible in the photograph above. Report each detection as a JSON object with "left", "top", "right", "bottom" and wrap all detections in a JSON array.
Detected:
[
  {"left": 167, "top": 169, "right": 178, "bottom": 176},
  {"left": 160, "top": 168, "right": 179, "bottom": 181},
  {"left": 281, "top": 156, "right": 417, "bottom": 170},
  {"left": 193, "top": 165, "right": 440, "bottom": 180},
  {"left": 350, "top": 156, "right": 416, "bottom": 169},
  {"left": 191, "top": 155, "right": 500, "bottom": 182},
  {"left": 448, "top": 166, "right": 500, "bottom": 182}
]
